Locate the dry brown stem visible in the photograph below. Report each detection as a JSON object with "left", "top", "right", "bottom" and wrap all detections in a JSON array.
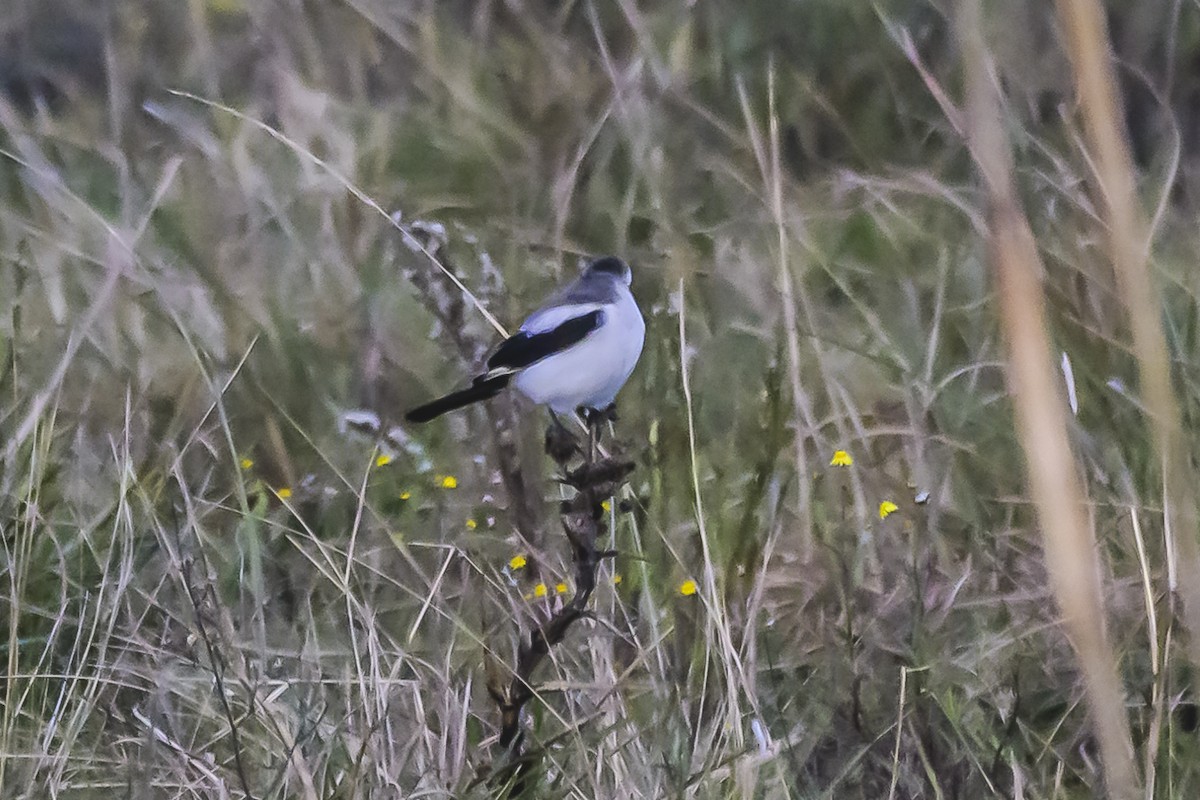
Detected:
[{"left": 486, "top": 413, "right": 631, "bottom": 792}]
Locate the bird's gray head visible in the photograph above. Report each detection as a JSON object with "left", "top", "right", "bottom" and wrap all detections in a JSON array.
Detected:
[{"left": 584, "top": 256, "right": 632, "bottom": 286}]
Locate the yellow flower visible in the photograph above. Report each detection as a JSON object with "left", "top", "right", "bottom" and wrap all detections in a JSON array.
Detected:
[
  {"left": 399, "top": 491, "right": 411, "bottom": 501},
  {"left": 276, "top": 487, "right": 293, "bottom": 499},
  {"left": 465, "top": 518, "right": 477, "bottom": 530},
  {"left": 239, "top": 458, "right": 254, "bottom": 470},
  {"left": 879, "top": 500, "right": 899, "bottom": 519},
  {"left": 533, "top": 583, "right": 548, "bottom": 598},
  {"left": 509, "top": 554, "right": 527, "bottom": 570},
  {"left": 555, "top": 582, "right": 568, "bottom": 594},
  {"left": 375, "top": 454, "right": 393, "bottom": 467},
  {"left": 679, "top": 579, "right": 698, "bottom": 596},
  {"left": 601, "top": 500, "right": 611, "bottom": 512},
  {"left": 612, "top": 574, "right": 623, "bottom": 585},
  {"left": 830, "top": 450, "right": 853, "bottom": 467},
  {"left": 438, "top": 475, "right": 458, "bottom": 489}
]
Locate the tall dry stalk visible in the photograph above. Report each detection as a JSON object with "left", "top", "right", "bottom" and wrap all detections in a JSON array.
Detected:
[
  {"left": 958, "top": 1, "right": 1140, "bottom": 797},
  {"left": 1053, "top": 0, "right": 1200, "bottom": 675}
]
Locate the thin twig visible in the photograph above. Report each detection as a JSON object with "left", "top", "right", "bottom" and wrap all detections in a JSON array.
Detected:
[{"left": 170, "top": 507, "right": 257, "bottom": 800}]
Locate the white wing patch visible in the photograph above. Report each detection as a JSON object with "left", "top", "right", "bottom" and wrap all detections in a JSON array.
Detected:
[{"left": 520, "top": 302, "right": 605, "bottom": 335}]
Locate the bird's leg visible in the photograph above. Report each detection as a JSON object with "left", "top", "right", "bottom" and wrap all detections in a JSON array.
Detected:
[
  {"left": 592, "top": 404, "right": 619, "bottom": 459},
  {"left": 577, "top": 407, "right": 602, "bottom": 463}
]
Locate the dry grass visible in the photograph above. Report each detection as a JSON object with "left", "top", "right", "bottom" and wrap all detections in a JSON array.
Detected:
[{"left": 2, "top": 2, "right": 1200, "bottom": 798}]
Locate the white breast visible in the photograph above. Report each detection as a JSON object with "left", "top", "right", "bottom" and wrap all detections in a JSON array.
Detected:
[{"left": 513, "top": 285, "right": 645, "bottom": 413}]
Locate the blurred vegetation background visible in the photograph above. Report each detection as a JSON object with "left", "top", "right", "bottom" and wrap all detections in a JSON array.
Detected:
[{"left": 3, "top": 0, "right": 1200, "bottom": 797}]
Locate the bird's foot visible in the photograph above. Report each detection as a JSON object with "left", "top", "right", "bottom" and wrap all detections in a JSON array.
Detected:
[{"left": 578, "top": 404, "right": 619, "bottom": 425}]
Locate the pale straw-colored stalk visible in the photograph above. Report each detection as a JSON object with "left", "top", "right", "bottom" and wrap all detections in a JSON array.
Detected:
[
  {"left": 958, "top": 2, "right": 1140, "bottom": 797},
  {"left": 1054, "top": 0, "right": 1200, "bottom": 678}
]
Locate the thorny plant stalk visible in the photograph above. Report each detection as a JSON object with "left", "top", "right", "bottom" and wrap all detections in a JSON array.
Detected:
[
  {"left": 398, "top": 226, "right": 544, "bottom": 555},
  {"left": 486, "top": 411, "right": 632, "bottom": 791}
]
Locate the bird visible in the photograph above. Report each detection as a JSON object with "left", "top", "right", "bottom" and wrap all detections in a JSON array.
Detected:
[{"left": 405, "top": 256, "right": 645, "bottom": 424}]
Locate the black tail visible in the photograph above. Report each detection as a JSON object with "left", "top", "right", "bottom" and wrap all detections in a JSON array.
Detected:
[{"left": 405, "top": 373, "right": 512, "bottom": 423}]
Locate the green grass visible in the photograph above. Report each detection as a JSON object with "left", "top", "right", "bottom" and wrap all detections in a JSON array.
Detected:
[{"left": 2, "top": 1, "right": 1200, "bottom": 797}]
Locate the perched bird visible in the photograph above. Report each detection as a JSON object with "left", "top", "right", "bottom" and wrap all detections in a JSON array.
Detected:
[{"left": 406, "top": 256, "right": 645, "bottom": 423}]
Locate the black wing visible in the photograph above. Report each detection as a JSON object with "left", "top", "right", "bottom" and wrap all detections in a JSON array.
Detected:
[{"left": 486, "top": 309, "right": 603, "bottom": 372}]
